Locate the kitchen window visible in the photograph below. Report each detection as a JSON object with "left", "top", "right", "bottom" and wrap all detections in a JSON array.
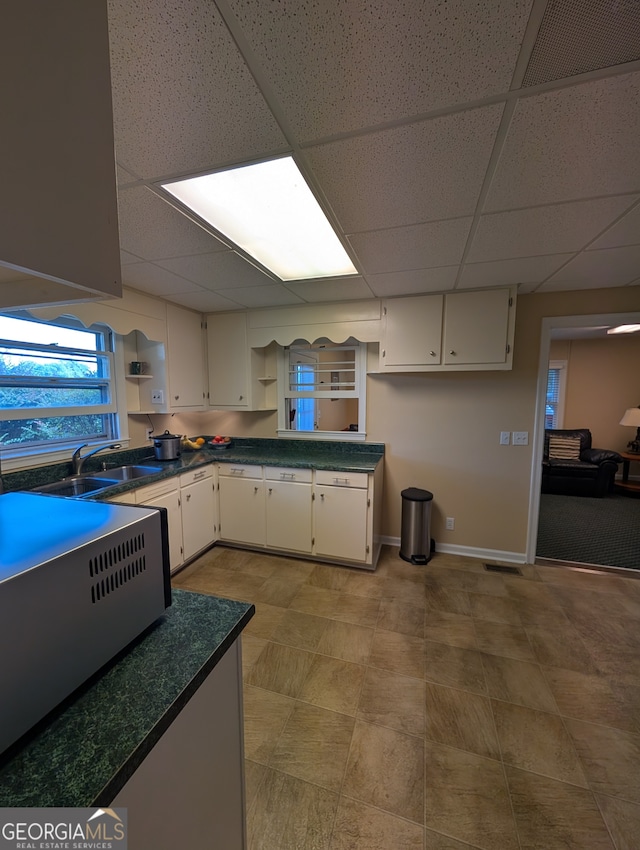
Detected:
[
  {"left": 0, "top": 313, "right": 119, "bottom": 456},
  {"left": 277, "top": 341, "right": 366, "bottom": 440}
]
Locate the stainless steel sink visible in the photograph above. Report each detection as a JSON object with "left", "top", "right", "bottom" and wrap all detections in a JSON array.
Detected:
[
  {"left": 88, "top": 464, "right": 164, "bottom": 481},
  {"left": 32, "top": 476, "right": 119, "bottom": 497}
]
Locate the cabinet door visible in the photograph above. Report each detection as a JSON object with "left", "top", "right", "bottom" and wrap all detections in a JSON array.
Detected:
[
  {"left": 314, "top": 485, "right": 369, "bottom": 562},
  {"left": 443, "top": 289, "right": 511, "bottom": 365},
  {"left": 167, "top": 304, "right": 206, "bottom": 409},
  {"left": 381, "top": 295, "right": 443, "bottom": 368},
  {"left": 181, "top": 476, "right": 216, "bottom": 561},
  {"left": 140, "top": 489, "right": 183, "bottom": 574},
  {"left": 207, "top": 313, "right": 249, "bottom": 408},
  {"left": 266, "top": 480, "right": 312, "bottom": 553},
  {"left": 219, "top": 476, "right": 265, "bottom": 545}
]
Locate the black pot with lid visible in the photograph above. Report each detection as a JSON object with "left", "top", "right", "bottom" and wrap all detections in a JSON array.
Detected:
[{"left": 152, "top": 430, "right": 182, "bottom": 461}]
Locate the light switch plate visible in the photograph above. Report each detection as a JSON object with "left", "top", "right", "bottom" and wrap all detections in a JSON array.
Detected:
[
  {"left": 500, "top": 431, "right": 510, "bottom": 445},
  {"left": 512, "top": 431, "right": 529, "bottom": 446}
]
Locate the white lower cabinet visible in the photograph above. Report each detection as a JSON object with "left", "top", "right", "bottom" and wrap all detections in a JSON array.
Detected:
[
  {"left": 265, "top": 467, "right": 312, "bottom": 553},
  {"left": 313, "top": 471, "right": 369, "bottom": 563},
  {"left": 110, "top": 463, "right": 217, "bottom": 574},
  {"left": 218, "top": 465, "right": 265, "bottom": 546},
  {"left": 180, "top": 466, "right": 217, "bottom": 562},
  {"left": 132, "top": 478, "right": 184, "bottom": 574}
]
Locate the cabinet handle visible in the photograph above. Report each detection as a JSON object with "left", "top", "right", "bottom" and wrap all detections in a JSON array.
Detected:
[
  {"left": 174, "top": 395, "right": 179, "bottom": 399},
  {"left": 333, "top": 477, "right": 349, "bottom": 485},
  {"left": 429, "top": 350, "right": 436, "bottom": 356},
  {"left": 280, "top": 472, "right": 295, "bottom": 479},
  {"left": 193, "top": 471, "right": 206, "bottom": 480},
  {"left": 230, "top": 468, "right": 245, "bottom": 475},
  {"left": 320, "top": 493, "right": 325, "bottom": 501},
  {"left": 268, "top": 487, "right": 272, "bottom": 494},
  {"left": 186, "top": 493, "right": 191, "bottom": 501},
  {"left": 449, "top": 350, "right": 456, "bottom": 355},
  {"left": 254, "top": 486, "right": 259, "bottom": 494},
  {"left": 239, "top": 395, "right": 243, "bottom": 400}
]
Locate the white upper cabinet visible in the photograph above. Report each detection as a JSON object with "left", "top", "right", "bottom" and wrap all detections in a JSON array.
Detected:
[
  {"left": 380, "top": 288, "right": 516, "bottom": 372},
  {"left": 206, "top": 313, "right": 277, "bottom": 410},
  {"left": 380, "top": 295, "right": 443, "bottom": 367},
  {"left": 0, "top": 2, "right": 121, "bottom": 310},
  {"left": 166, "top": 304, "right": 206, "bottom": 410},
  {"left": 207, "top": 312, "right": 250, "bottom": 408},
  {"left": 443, "top": 288, "right": 513, "bottom": 365}
]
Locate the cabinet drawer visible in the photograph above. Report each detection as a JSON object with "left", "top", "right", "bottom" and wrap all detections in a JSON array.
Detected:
[
  {"left": 264, "top": 466, "right": 312, "bottom": 483},
  {"left": 134, "top": 477, "right": 178, "bottom": 504},
  {"left": 218, "top": 463, "right": 263, "bottom": 479},
  {"left": 315, "top": 470, "right": 368, "bottom": 489},
  {"left": 180, "top": 465, "right": 213, "bottom": 487}
]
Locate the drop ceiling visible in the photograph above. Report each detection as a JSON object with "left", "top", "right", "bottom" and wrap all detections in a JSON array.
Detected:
[{"left": 108, "top": 0, "right": 640, "bottom": 313}]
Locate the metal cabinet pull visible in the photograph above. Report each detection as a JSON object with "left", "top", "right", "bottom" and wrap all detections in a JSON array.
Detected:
[
  {"left": 254, "top": 486, "right": 259, "bottom": 494},
  {"left": 280, "top": 472, "right": 295, "bottom": 479},
  {"left": 429, "top": 350, "right": 436, "bottom": 356},
  {"left": 268, "top": 487, "right": 272, "bottom": 494},
  {"left": 449, "top": 350, "right": 456, "bottom": 355},
  {"left": 333, "top": 477, "right": 349, "bottom": 485},
  {"left": 230, "top": 468, "right": 245, "bottom": 475}
]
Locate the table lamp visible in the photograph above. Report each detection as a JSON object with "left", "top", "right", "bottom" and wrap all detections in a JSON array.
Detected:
[{"left": 619, "top": 405, "right": 640, "bottom": 452}]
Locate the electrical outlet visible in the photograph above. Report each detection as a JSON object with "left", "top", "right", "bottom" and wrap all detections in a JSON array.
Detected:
[
  {"left": 500, "top": 431, "right": 510, "bottom": 445},
  {"left": 151, "top": 389, "right": 163, "bottom": 404},
  {"left": 445, "top": 517, "right": 455, "bottom": 530},
  {"left": 512, "top": 431, "right": 529, "bottom": 446},
  {"left": 146, "top": 428, "right": 153, "bottom": 440}
]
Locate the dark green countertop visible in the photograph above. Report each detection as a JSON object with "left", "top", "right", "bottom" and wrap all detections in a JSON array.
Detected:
[
  {"left": 0, "top": 590, "right": 254, "bottom": 807},
  {"left": 5, "top": 437, "right": 384, "bottom": 501}
]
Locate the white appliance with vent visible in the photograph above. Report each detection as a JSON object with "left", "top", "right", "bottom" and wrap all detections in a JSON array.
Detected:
[{"left": 0, "top": 492, "right": 171, "bottom": 756}]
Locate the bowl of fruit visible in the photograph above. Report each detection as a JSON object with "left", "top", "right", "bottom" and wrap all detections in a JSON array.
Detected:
[{"left": 209, "top": 435, "right": 232, "bottom": 449}]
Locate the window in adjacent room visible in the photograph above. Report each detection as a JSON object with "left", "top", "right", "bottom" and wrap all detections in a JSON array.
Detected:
[
  {"left": 545, "top": 360, "right": 567, "bottom": 429},
  {"left": 0, "top": 313, "right": 119, "bottom": 453},
  {"left": 278, "top": 340, "right": 366, "bottom": 439}
]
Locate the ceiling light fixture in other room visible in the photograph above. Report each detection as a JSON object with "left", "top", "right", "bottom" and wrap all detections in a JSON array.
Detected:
[
  {"left": 607, "top": 324, "right": 640, "bottom": 334},
  {"left": 160, "top": 156, "right": 357, "bottom": 282}
]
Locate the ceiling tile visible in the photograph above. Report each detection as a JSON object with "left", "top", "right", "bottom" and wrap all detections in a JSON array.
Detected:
[
  {"left": 305, "top": 104, "right": 504, "bottom": 232},
  {"left": 121, "top": 262, "right": 202, "bottom": 296},
  {"left": 107, "top": 0, "right": 287, "bottom": 178},
  {"left": 485, "top": 71, "right": 640, "bottom": 211},
  {"left": 349, "top": 218, "right": 472, "bottom": 274},
  {"left": 589, "top": 202, "right": 640, "bottom": 250},
  {"left": 215, "top": 284, "right": 304, "bottom": 308},
  {"left": 542, "top": 245, "right": 640, "bottom": 289},
  {"left": 116, "top": 164, "right": 138, "bottom": 186},
  {"left": 164, "top": 288, "right": 241, "bottom": 313},
  {"left": 468, "top": 197, "right": 636, "bottom": 262},
  {"left": 118, "top": 186, "right": 226, "bottom": 260},
  {"left": 120, "top": 250, "right": 142, "bottom": 265},
  {"left": 365, "top": 266, "right": 458, "bottom": 297},
  {"left": 155, "top": 251, "right": 273, "bottom": 289},
  {"left": 458, "top": 254, "right": 574, "bottom": 289},
  {"left": 285, "top": 277, "right": 374, "bottom": 303},
  {"left": 226, "top": 0, "right": 531, "bottom": 142}
]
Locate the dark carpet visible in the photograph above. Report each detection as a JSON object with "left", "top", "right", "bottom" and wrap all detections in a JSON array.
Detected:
[{"left": 537, "top": 493, "right": 640, "bottom": 571}]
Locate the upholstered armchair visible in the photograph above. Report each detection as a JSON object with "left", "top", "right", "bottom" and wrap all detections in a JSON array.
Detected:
[{"left": 541, "top": 429, "right": 622, "bottom": 498}]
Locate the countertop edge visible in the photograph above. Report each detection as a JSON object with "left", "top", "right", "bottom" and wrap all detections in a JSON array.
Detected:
[{"left": 92, "top": 597, "right": 255, "bottom": 805}]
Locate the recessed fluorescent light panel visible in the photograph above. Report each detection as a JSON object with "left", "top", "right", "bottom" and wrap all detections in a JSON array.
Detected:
[
  {"left": 161, "top": 157, "right": 357, "bottom": 281},
  {"left": 607, "top": 324, "right": 640, "bottom": 334}
]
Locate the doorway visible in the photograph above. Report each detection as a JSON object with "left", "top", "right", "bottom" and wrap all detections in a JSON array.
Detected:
[{"left": 526, "top": 310, "right": 640, "bottom": 567}]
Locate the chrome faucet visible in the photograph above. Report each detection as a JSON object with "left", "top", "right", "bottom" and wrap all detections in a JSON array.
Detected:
[{"left": 72, "top": 443, "right": 122, "bottom": 475}]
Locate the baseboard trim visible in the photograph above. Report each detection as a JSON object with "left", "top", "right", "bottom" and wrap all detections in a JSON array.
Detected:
[{"left": 380, "top": 535, "right": 526, "bottom": 565}]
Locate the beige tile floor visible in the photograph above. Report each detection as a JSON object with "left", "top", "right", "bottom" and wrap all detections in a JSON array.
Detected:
[{"left": 173, "top": 545, "right": 640, "bottom": 850}]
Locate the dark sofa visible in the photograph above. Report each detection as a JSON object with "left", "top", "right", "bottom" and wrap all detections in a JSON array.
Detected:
[{"left": 541, "top": 428, "right": 622, "bottom": 498}]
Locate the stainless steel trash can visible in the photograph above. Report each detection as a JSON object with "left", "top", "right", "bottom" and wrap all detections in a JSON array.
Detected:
[{"left": 399, "top": 487, "right": 433, "bottom": 564}]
